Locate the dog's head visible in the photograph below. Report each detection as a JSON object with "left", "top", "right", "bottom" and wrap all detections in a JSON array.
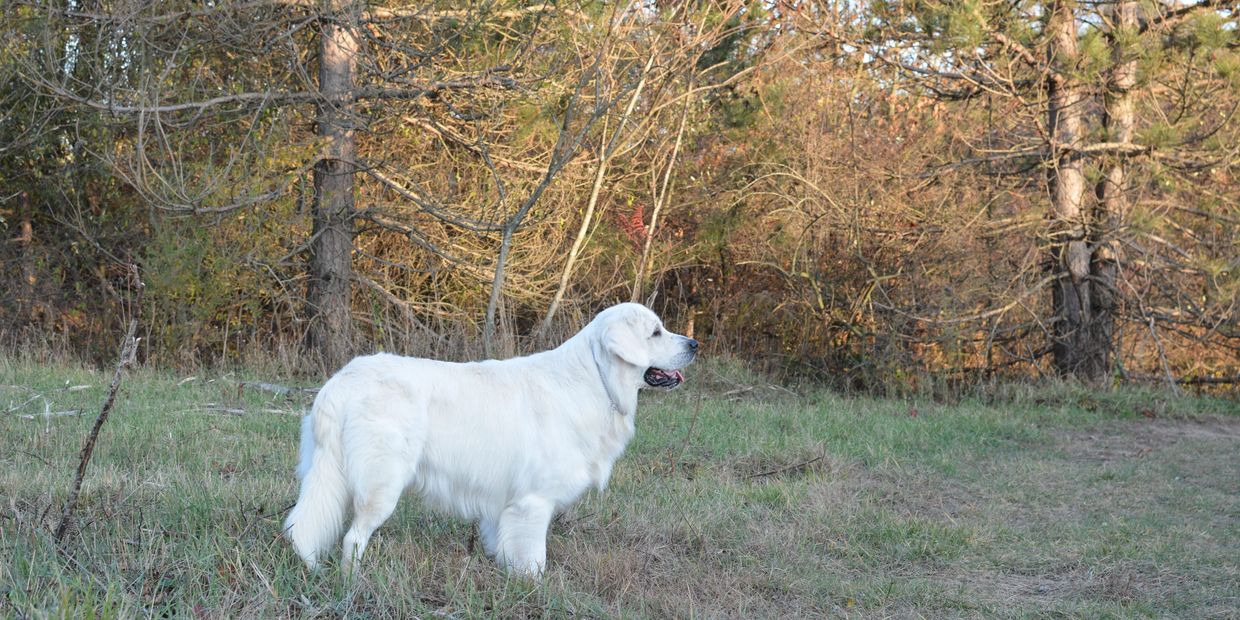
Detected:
[{"left": 589, "top": 303, "right": 698, "bottom": 394}]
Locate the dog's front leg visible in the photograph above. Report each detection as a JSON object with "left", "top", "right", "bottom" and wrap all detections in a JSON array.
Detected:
[{"left": 496, "top": 495, "right": 554, "bottom": 578}]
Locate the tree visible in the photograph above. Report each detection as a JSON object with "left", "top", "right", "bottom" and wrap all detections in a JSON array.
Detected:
[
  {"left": 537, "top": 2, "right": 768, "bottom": 333},
  {"left": 827, "top": 0, "right": 1238, "bottom": 382},
  {"left": 1045, "top": 0, "right": 1097, "bottom": 379},
  {"left": 4, "top": 1, "right": 1231, "bottom": 386},
  {"left": 1, "top": 0, "right": 147, "bottom": 357},
  {"left": 308, "top": 0, "right": 361, "bottom": 367},
  {"left": 5, "top": 0, "right": 610, "bottom": 368}
]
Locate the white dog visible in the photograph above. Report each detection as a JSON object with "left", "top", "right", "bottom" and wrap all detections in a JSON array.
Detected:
[{"left": 284, "top": 303, "right": 698, "bottom": 579}]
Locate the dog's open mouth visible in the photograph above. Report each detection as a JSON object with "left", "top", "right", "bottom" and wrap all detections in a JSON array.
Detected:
[{"left": 643, "top": 367, "right": 685, "bottom": 389}]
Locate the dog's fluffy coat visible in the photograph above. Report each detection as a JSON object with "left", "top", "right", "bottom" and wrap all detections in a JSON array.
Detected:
[{"left": 284, "top": 303, "right": 697, "bottom": 578}]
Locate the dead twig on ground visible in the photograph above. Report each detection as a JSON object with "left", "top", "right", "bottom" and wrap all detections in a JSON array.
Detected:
[
  {"left": 236, "top": 380, "right": 318, "bottom": 397},
  {"left": 671, "top": 395, "right": 705, "bottom": 474},
  {"left": 53, "top": 317, "right": 139, "bottom": 543},
  {"left": 5, "top": 394, "right": 43, "bottom": 414},
  {"left": 746, "top": 455, "right": 824, "bottom": 480},
  {"left": 52, "top": 264, "right": 141, "bottom": 545},
  {"left": 18, "top": 409, "right": 84, "bottom": 420},
  {"left": 720, "top": 386, "right": 755, "bottom": 399},
  {"left": 190, "top": 403, "right": 299, "bottom": 416}
]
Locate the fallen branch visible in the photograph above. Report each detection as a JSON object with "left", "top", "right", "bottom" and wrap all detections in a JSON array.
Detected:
[
  {"left": 746, "top": 455, "right": 824, "bottom": 480},
  {"left": 670, "top": 395, "right": 705, "bottom": 474},
  {"left": 1127, "top": 373, "right": 1240, "bottom": 386},
  {"left": 18, "top": 409, "right": 84, "bottom": 420},
  {"left": 1178, "top": 376, "right": 1240, "bottom": 386},
  {"left": 190, "top": 404, "right": 300, "bottom": 416},
  {"left": 236, "top": 381, "right": 318, "bottom": 397},
  {"left": 53, "top": 318, "right": 139, "bottom": 542},
  {"left": 201, "top": 404, "right": 247, "bottom": 415},
  {"left": 720, "top": 386, "right": 755, "bottom": 399},
  {"left": 5, "top": 394, "right": 42, "bottom": 414}
]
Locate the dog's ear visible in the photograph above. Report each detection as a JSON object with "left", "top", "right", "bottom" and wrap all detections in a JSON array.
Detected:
[
  {"left": 590, "top": 318, "right": 643, "bottom": 417},
  {"left": 601, "top": 320, "right": 651, "bottom": 369}
]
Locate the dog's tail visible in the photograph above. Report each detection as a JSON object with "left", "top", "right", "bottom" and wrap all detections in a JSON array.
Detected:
[{"left": 284, "top": 389, "right": 349, "bottom": 569}]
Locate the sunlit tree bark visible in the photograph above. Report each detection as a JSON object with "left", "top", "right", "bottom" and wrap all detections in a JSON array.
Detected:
[{"left": 306, "top": 0, "right": 360, "bottom": 369}]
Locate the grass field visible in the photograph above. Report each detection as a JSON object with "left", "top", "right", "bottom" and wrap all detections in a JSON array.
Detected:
[{"left": 1, "top": 356, "right": 1238, "bottom": 619}]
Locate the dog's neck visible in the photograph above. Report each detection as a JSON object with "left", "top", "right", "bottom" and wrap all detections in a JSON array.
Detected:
[
  {"left": 594, "top": 362, "right": 622, "bottom": 414},
  {"left": 557, "top": 325, "right": 641, "bottom": 417},
  {"left": 581, "top": 341, "right": 637, "bottom": 417}
]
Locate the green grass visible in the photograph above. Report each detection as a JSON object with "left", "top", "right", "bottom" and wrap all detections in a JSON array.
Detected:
[{"left": 2, "top": 356, "right": 1237, "bottom": 618}]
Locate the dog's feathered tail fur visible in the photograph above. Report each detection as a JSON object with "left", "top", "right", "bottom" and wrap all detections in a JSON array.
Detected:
[{"left": 284, "top": 390, "right": 349, "bottom": 568}]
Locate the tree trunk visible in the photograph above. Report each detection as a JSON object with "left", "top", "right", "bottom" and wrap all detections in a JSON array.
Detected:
[
  {"left": 1047, "top": 1, "right": 1104, "bottom": 381},
  {"left": 1088, "top": 1, "right": 1138, "bottom": 380},
  {"left": 307, "top": 1, "right": 359, "bottom": 370}
]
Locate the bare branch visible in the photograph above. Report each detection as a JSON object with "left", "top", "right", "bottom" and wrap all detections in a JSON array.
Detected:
[{"left": 54, "top": 304, "right": 139, "bottom": 542}]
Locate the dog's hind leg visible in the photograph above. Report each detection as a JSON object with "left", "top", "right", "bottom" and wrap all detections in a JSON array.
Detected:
[{"left": 340, "top": 463, "right": 405, "bottom": 582}]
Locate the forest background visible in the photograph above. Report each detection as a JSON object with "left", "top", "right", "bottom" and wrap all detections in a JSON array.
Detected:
[{"left": 2, "top": 0, "right": 1237, "bottom": 393}]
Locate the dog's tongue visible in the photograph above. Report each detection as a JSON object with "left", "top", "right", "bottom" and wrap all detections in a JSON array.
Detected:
[{"left": 644, "top": 367, "right": 686, "bottom": 388}]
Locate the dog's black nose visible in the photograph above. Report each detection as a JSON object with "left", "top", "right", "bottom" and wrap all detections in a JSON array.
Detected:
[{"left": 687, "top": 338, "right": 699, "bottom": 351}]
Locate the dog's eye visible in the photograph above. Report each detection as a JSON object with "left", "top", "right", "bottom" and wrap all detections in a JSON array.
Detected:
[{"left": 652, "top": 328, "right": 661, "bottom": 338}]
